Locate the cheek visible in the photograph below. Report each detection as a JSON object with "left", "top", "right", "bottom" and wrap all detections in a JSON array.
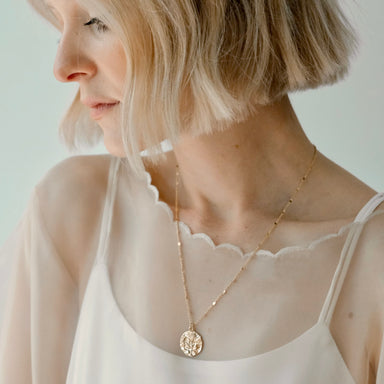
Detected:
[{"left": 104, "top": 41, "right": 126, "bottom": 92}]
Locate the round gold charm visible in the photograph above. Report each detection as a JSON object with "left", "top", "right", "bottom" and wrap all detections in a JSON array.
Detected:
[{"left": 179, "top": 329, "right": 203, "bottom": 357}]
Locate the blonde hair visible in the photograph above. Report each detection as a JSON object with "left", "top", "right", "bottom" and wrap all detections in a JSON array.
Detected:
[{"left": 29, "top": 0, "right": 358, "bottom": 175}]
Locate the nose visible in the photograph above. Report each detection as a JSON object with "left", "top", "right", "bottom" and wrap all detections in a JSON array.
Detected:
[{"left": 53, "top": 31, "right": 96, "bottom": 83}]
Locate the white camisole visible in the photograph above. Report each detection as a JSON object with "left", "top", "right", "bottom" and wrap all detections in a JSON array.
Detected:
[{"left": 65, "top": 158, "right": 384, "bottom": 384}]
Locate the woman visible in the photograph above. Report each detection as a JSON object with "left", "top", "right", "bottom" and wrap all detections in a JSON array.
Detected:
[{"left": 0, "top": 0, "right": 383, "bottom": 383}]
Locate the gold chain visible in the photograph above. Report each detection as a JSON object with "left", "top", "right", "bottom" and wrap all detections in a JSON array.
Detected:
[{"left": 175, "top": 145, "right": 317, "bottom": 357}]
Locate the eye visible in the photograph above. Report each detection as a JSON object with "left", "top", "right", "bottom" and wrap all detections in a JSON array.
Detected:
[{"left": 84, "top": 18, "right": 108, "bottom": 33}]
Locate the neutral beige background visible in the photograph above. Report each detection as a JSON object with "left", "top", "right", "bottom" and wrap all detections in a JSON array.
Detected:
[{"left": 0, "top": 1, "right": 383, "bottom": 244}]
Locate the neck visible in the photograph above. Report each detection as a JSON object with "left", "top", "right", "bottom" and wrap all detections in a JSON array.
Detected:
[{"left": 170, "top": 95, "right": 316, "bottom": 222}]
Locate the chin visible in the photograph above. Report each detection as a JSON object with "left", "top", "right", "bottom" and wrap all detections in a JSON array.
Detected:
[{"left": 103, "top": 136, "right": 127, "bottom": 158}]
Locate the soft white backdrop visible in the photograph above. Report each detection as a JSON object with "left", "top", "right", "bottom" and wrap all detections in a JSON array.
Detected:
[{"left": 0, "top": 0, "right": 383, "bottom": 245}]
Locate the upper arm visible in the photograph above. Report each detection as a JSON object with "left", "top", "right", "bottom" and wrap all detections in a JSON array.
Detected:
[
  {"left": 35, "top": 154, "right": 111, "bottom": 287},
  {"left": 355, "top": 209, "right": 384, "bottom": 374}
]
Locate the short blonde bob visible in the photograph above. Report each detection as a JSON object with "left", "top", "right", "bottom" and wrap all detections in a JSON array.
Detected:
[{"left": 30, "top": 0, "right": 358, "bottom": 175}]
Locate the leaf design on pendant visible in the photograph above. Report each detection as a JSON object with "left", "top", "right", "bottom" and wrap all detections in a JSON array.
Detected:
[{"left": 180, "top": 330, "right": 203, "bottom": 357}]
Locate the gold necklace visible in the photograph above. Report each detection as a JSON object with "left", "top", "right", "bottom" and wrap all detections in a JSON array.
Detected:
[{"left": 175, "top": 145, "right": 317, "bottom": 357}]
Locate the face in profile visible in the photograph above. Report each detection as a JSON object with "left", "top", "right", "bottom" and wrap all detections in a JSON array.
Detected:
[{"left": 47, "top": 0, "right": 127, "bottom": 156}]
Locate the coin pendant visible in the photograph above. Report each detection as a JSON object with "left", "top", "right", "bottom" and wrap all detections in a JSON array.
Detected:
[{"left": 179, "top": 329, "right": 203, "bottom": 357}]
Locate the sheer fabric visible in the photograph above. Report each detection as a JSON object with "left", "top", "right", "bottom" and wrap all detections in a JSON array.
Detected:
[{"left": 0, "top": 154, "right": 384, "bottom": 383}]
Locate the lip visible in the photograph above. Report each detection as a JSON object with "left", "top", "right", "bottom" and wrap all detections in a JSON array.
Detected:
[{"left": 81, "top": 98, "right": 120, "bottom": 120}]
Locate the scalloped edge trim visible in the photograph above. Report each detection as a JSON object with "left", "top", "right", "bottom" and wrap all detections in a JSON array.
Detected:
[{"left": 141, "top": 166, "right": 383, "bottom": 260}]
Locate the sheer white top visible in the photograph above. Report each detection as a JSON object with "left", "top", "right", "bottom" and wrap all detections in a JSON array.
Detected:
[{"left": 1, "top": 155, "right": 384, "bottom": 383}]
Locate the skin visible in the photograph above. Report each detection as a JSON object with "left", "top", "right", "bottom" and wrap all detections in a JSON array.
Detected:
[
  {"left": 49, "top": 0, "right": 378, "bottom": 253},
  {"left": 50, "top": 0, "right": 126, "bottom": 155},
  {"left": 45, "top": 1, "right": 383, "bottom": 378}
]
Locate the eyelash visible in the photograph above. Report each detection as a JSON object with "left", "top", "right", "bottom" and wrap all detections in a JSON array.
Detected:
[{"left": 83, "top": 18, "right": 108, "bottom": 33}]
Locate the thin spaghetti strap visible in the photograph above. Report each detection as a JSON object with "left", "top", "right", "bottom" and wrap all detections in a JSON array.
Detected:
[
  {"left": 318, "top": 223, "right": 364, "bottom": 326},
  {"left": 95, "top": 157, "right": 121, "bottom": 265},
  {"left": 318, "top": 192, "right": 384, "bottom": 326},
  {"left": 353, "top": 192, "right": 384, "bottom": 223}
]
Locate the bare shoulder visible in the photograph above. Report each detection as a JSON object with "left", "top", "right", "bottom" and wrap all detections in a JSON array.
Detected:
[
  {"left": 307, "top": 151, "right": 380, "bottom": 220},
  {"left": 35, "top": 154, "right": 113, "bottom": 283},
  {"left": 358, "top": 202, "right": 384, "bottom": 255},
  {"left": 36, "top": 154, "right": 112, "bottom": 198}
]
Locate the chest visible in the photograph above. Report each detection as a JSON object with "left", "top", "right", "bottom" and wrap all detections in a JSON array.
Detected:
[
  {"left": 110, "top": 230, "right": 346, "bottom": 356},
  {"left": 103, "top": 200, "right": 377, "bottom": 382}
]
